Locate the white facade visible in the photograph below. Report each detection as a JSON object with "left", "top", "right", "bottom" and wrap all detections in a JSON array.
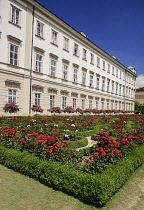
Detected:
[{"left": 0, "top": 0, "right": 137, "bottom": 115}]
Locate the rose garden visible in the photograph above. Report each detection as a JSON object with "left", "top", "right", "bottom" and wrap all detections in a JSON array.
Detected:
[{"left": 0, "top": 104, "right": 144, "bottom": 206}]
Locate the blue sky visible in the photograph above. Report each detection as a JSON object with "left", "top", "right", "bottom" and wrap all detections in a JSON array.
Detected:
[{"left": 36, "top": 0, "right": 144, "bottom": 86}]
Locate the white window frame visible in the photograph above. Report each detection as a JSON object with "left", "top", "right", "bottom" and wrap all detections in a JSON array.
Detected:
[
  {"left": 96, "top": 76, "right": 100, "bottom": 89},
  {"left": 102, "top": 77, "right": 105, "bottom": 91},
  {"left": 51, "top": 30, "right": 58, "bottom": 45},
  {"left": 73, "top": 43, "right": 79, "bottom": 56},
  {"left": 8, "top": 89, "right": 17, "bottom": 103},
  {"left": 96, "top": 101, "right": 98, "bottom": 109},
  {"left": 81, "top": 99, "right": 85, "bottom": 110},
  {"left": 97, "top": 57, "right": 100, "bottom": 67},
  {"left": 90, "top": 53, "right": 94, "bottom": 64},
  {"left": 35, "top": 53, "right": 42, "bottom": 73},
  {"left": 89, "top": 100, "right": 92, "bottom": 109},
  {"left": 72, "top": 98, "right": 77, "bottom": 109},
  {"left": 11, "top": 5, "right": 20, "bottom": 26},
  {"left": 90, "top": 74, "right": 93, "bottom": 87},
  {"left": 50, "top": 58, "right": 57, "bottom": 77},
  {"left": 62, "top": 96, "right": 67, "bottom": 110},
  {"left": 10, "top": 43, "right": 19, "bottom": 66},
  {"left": 101, "top": 101, "right": 104, "bottom": 110},
  {"left": 50, "top": 95, "right": 55, "bottom": 109},
  {"left": 73, "top": 68, "right": 78, "bottom": 83},
  {"left": 116, "top": 83, "right": 118, "bottom": 94},
  {"left": 63, "top": 63, "right": 68, "bottom": 80},
  {"left": 108, "top": 64, "right": 110, "bottom": 73},
  {"left": 112, "top": 66, "right": 115, "bottom": 75},
  {"left": 37, "top": 21, "right": 43, "bottom": 37},
  {"left": 116, "top": 69, "right": 118, "bottom": 77},
  {"left": 63, "top": 37, "right": 69, "bottom": 51},
  {"left": 102, "top": 61, "right": 105, "bottom": 70},
  {"left": 112, "top": 81, "right": 114, "bottom": 93},
  {"left": 107, "top": 79, "right": 110, "bottom": 92},
  {"left": 82, "top": 71, "right": 86, "bottom": 85},
  {"left": 35, "top": 93, "right": 41, "bottom": 106},
  {"left": 83, "top": 49, "right": 87, "bottom": 60}
]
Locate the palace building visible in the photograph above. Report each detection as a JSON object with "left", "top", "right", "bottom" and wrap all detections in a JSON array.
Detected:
[{"left": 0, "top": 0, "right": 137, "bottom": 115}]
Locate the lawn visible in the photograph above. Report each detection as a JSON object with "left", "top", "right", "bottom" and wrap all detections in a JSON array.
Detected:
[{"left": 0, "top": 164, "right": 144, "bottom": 210}]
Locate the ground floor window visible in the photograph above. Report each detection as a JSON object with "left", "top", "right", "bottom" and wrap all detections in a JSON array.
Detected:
[
  {"left": 62, "top": 96, "right": 67, "bottom": 110},
  {"left": 8, "top": 89, "right": 17, "bottom": 103},
  {"left": 50, "top": 95, "right": 55, "bottom": 108},
  {"left": 35, "top": 93, "right": 41, "bottom": 105},
  {"left": 72, "top": 98, "right": 76, "bottom": 109}
]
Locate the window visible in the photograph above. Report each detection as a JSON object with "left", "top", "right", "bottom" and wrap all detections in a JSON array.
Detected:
[
  {"left": 101, "top": 101, "right": 104, "bottom": 110},
  {"left": 83, "top": 49, "right": 87, "bottom": 60},
  {"left": 8, "top": 89, "right": 17, "bottom": 103},
  {"left": 10, "top": 44, "right": 18, "bottom": 66},
  {"left": 96, "top": 76, "right": 100, "bottom": 89},
  {"left": 63, "top": 63, "right": 68, "bottom": 80},
  {"left": 72, "top": 98, "right": 76, "bottom": 109},
  {"left": 102, "top": 77, "right": 105, "bottom": 91},
  {"left": 73, "top": 68, "right": 78, "bottom": 83},
  {"left": 123, "top": 86, "right": 125, "bottom": 96},
  {"left": 63, "top": 37, "right": 69, "bottom": 51},
  {"left": 89, "top": 100, "right": 92, "bottom": 109},
  {"left": 62, "top": 96, "right": 67, "bottom": 109},
  {"left": 50, "top": 95, "right": 55, "bottom": 108},
  {"left": 90, "top": 53, "right": 94, "bottom": 64},
  {"left": 52, "top": 30, "right": 57, "bottom": 45},
  {"left": 116, "top": 69, "right": 118, "bottom": 77},
  {"left": 107, "top": 79, "right": 110, "bottom": 92},
  {"left": 115, "top": 102, "right": 117, "bottom": 110},
  {"left": 37, "top": 21, "right": 43, "bottom": 37},
  {"left": 111, "top": 81, "right": 114, "bottom": 93},
  {"left": 102, "top": 61, "right": 105, "bottom": 70},
  {"left": 82, "top": 71, "right": 86, "bottom": 85},
  {"left": 73, "top": 43, "right": 79, "bottom": 56},
  {"left": 123, "top": 72, "right": 125, "bottom": 81},
  {"left": 35, "top": 53, "right": 42, "bottom": 72},
  {"left": 107, "top": 102, "right": 109, "bottom": 110},
  {"left": 112, "top": 66, "right": 115, "bottom": 75},
  {"left": 119, "top": 102, "right": 121, "bottom": 110},
  {"left": 90, "top": 74, "right": 93, "bottom": 87},
  {"left": 11, "top": 5, "right": 20, "bottom": 25},
  {"left": 97, "top": 57, "right": 100, "bottom": 67},
  {"left": 119, "top": 85, "right": 121, "bottom": 95},
  {"left": 35, "top": 93, "right": 41, "bottom": 105},
  {"left": 116, "top": 83, "right": 118, "bottom": 94},
  {"left": 50, "top": 59, "right": 56, "bottom": 76},
  {"left": 108, "top": 64, "right": 110, "bottom": 73},
  {"left": 81, "top": 99, "right": 85, "bottom": 110},
  {"left": 111, "top": 102, "right": 114, "bottom": 110},
  {"left": 120, "top": 71, "right": 122, "bottom": 79},
  {"left": 96, "top": 101, "right": 98, "bottom": 109}
]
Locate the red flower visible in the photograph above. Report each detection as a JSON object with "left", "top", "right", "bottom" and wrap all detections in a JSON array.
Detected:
[{"left": 109, "top": 152, "right": 114, "bottom": 156}]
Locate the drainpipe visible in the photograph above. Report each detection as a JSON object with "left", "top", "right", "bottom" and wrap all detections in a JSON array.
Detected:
[
  {"left": 29, "top": 6, "right": 35, "bottom": 115},
  {"left": 124, "top": 70, "right": 126, "bottom": 111}
]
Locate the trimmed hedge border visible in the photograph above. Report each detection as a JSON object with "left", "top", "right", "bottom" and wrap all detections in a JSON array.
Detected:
[{"left": 0, "top": 145, "right": 144, "bottom": 206}]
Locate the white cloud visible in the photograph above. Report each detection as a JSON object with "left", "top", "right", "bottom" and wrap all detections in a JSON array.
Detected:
[{"left": 136, "top": 74, "right": 144, "bottom": 88}]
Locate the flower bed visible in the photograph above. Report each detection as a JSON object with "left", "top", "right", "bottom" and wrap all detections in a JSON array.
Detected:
[{"left": 0, "top": 114, "right": 144, "bottom": 205}]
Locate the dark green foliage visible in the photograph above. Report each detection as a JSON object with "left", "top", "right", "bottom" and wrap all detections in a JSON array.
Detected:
[{"left": 135, "top": 101, "right": 144, "bottom": 114}]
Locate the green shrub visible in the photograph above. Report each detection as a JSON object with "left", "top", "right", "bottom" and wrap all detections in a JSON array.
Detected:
[
  {"left": 68, "top": 138, "right": 88, "bottom": 148},
  {"left": 0, "top": 145, "right": 144, "bottom": 206}
]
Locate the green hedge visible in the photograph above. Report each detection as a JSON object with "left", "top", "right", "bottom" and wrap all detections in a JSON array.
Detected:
[
  {"left": 0, "top": 145, "right": 144, "bottom": 206},
  {"left": 69, "top": 138, "right": 88, "bottom": 148}
]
